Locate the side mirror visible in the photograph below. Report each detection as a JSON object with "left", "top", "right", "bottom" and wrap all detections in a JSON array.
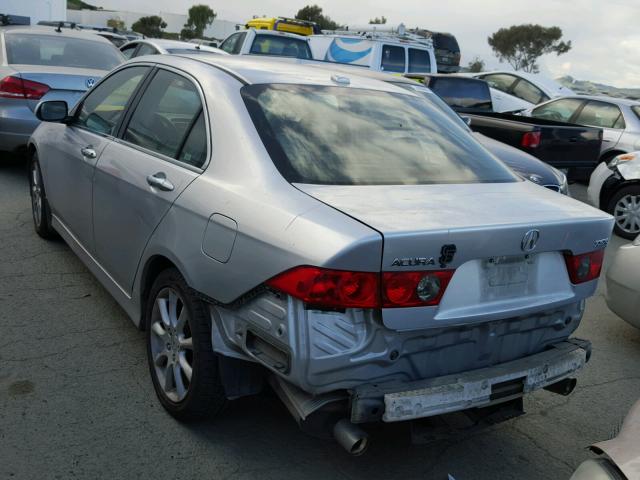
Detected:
[{"left": 36, "top": 101, "right": 69, "bottom": 122}]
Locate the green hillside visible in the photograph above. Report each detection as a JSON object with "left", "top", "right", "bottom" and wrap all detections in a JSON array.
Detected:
[{"left": 67, "top": 0, "right": 98, "bottom": 10}]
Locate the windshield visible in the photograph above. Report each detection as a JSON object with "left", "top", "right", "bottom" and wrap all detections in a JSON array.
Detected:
[
  {"left": 5, "top": 34, "right": 123, "bottom": 70},
  {"left": 242, "top": 84, "right": 517, "bottom": 185},
  {"left": 249, "top": 36, "right": 312, "bottom": 59}
]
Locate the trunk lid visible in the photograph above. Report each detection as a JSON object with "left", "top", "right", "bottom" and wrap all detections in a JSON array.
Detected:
[
  {"left": 296, "top": 181, "right": 614, "bottom": 330},
  {"left": 11, "top": 65, "right": 105, "bottom": 111}
]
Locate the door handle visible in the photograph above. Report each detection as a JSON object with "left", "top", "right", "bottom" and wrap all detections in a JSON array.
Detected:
[
  {"left": 146, "top": 172, "right": 174, "bottom": 192},
  {"left": 80, "top": 146, "right": 97, "bottom": 159}
]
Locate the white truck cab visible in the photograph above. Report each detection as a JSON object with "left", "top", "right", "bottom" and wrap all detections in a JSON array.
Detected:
[
  {"left": 219, "top": 28, "right": 312, "bottom": 59},
  {"left": 308, "top": 25, "right": 437, "bottom": 75}
]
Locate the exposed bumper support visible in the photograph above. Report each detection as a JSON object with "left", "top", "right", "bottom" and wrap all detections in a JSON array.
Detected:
[{"left": 351, "top": 339, "right": 591, "bottom": 423}]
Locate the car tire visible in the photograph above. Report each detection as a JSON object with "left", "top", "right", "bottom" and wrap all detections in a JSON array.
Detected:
[
  {"left": 607, "top": 185, "right": 640, "bottom": 240},
  {"left": 145, "top": 268, "right": 226, "bottom": 421},
  {"left": 28, "top": 152, "right": 56, "bottom": 239}
]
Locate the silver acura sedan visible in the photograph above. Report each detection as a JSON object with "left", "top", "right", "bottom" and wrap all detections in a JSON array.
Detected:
[{"left": 28, "top": 55, "right": 613, "bottom": 453}]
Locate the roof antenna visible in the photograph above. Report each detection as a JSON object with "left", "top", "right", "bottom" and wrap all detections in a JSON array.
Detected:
[{"left": 56, "top": 21, "right": 62, "bottom": 33}]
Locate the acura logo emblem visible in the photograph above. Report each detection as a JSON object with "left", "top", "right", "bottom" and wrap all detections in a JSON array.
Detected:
[
  {"left": 86, "top": 78, "right": 95, "bottom": 89},
  {"left": 521, "top": 229, "right": 540, "bottom": 252}
]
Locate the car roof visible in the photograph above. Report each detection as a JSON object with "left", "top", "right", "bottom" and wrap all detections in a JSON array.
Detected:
[
  {"left": 123, "top": 38, "right": 225, "bottom": 53},
  {"left": 245, "top": 29, "right": 309, "bottom": 40},
  {"left": 0, "top": 25, "right": 114, "bottom": 43},
  {"left": 559, "top": 95, "right": 640, "bottom": 107},
  {"left": 136, "top": 54, "right": 417, "bottom": 93}
]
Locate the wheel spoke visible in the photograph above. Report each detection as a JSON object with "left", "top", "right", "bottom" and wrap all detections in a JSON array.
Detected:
[
  {"left": 179, "top": 337, "right": 193, "bottom": 350},
  {"left": 151, "top": 321, "right": 169, "bottom": 341},
  {"left": 179, "top": 353, "right": 192, "bottom": 381},
  {"left": 157, "top": 297, "right": 171, "bottom": 328},
  {"left": 168, "top": 291, "right": 178, "bottom": 328},
  {"left": 173, "top": 363, "right": 186, "bottom": 398}
]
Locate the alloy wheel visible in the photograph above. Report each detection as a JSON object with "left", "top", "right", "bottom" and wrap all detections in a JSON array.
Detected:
[
  {"left": 149, "top": 287, "right": 194, "bottom": 402},
  {"left": 613, "top": 194, "right": 640, "bottom": 236},
  {"left": 30, "top": 162, "right": 43, "bottom": 228}
]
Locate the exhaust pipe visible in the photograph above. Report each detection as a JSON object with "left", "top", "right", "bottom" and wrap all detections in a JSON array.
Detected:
[
  {"left": 544, "top": 378, "right": 577, "bottom": 396},
  {"left": 333, "top": 419, "right": 369, "bottom": 455}
]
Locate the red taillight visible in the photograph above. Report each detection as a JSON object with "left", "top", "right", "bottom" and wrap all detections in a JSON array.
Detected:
[
  {"left": 266, "top": 266, "right": 380, "bottom": 309},
  {"left": 382, "top": 270, "right": 454, "bottom": 307},
  {"left": 0, "top": 76, "right": 50, "bottom": 100},
  {"left": 521, "top": 131, "right": 541, "bottom": 149},
  {"left": 564, "top": 250, "right": 605, "bottom": 284},
  {"left": 266, "top": 266, "right": 454, "bottom": 309}
]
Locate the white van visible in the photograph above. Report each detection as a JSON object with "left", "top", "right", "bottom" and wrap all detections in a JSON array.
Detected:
[{"left": 308, "top": 27, "right": 437, "bottom": 75}]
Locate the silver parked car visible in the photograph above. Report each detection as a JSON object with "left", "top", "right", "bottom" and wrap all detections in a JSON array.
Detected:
[
  {"left": 119, "top": 38, "right": 227, "bottom": 60},
  {"left": 0, "top": 24, "right": 124, "bottom": 155},
  {"left": 605, "top": 236, "right": 640, "bottom": 329},
  {"left": 524, "top": 95, "right": 640, "bottom": 164},
  {"left": 28, "top": 55, "right": 613, "bottom": 453}
]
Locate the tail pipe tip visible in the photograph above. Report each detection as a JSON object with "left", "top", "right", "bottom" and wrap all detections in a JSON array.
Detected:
[{"left": 333, "top": 419, "right": 369, "bottom": 456}]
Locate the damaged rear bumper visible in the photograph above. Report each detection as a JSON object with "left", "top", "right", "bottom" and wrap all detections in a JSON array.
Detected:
[{"left": 351, "top": 339, "right": 590, "bottom": 423}]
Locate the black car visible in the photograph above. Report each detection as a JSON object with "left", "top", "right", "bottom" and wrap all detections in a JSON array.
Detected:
[{"left": 432, "top": 32, "right": 461, "bottom": 73}]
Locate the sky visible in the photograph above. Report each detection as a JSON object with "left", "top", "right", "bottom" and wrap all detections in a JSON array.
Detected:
[{"left": 93, "top": 0, "right": 640, "bottom": 88}]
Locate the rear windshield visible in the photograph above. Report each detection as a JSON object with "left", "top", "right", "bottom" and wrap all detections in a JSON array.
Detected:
[
  {"left": 428, "top": 77, "right": 492, "bottom": 111},
  {"left": 433, "top": 34, "right": 460, "bottom": 53},
  {"left": 5, "top": 33, "right": 123, "bottom": 70},
  {"left": 242, "top": 84, "right": 517, "bottom": 185},
  {"left": 249, "top": 35, "right": 311, "bottom": 59}
]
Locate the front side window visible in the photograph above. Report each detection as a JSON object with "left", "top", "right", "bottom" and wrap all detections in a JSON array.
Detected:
[
  {"left": 511, "top": 79, "right": 548, "bottom": 104},
  {"left": 575, "top": 101, "right": 625, "bottom": 129},
  {"left": 481, "top": 74, "right": 517, "bottom": 93},
  {"left": 407, "top": 48, "right": 431, "bottom": 73},
  {"left": 5, "top": 33, "right": 123, "bottom": 70},
  {"left": 531, "top": 98, "right": 584, "bottom": 122},
  {"left": 74, "top": 66, "right": 148, "bottom": 136},
  {"left": 249, "top": 35, "right": 311, "bottom": 59},
  {"left": 220, "top": 32, "right": 245, "bottom": 54},
  {"left": 123, "top": 70, "right": 203, "bottom": 161},
  {"left": 120, "top": 43, "right": 138, "bottom": 59},
  {"left": 381, "top": 45, "right": 405, "bottom": 73},
  {"left": 242, "top": 84, "right": 517, "bottom": 185}
]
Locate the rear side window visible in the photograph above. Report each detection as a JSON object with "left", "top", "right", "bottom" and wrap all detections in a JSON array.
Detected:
[
  {"left": 75, "top": 66, "right": 148, "bottom": 136},
  {"left": 242, "top": 84, "right": 517, "bottom": 185},
  {"left": 428, "top": 78, "right": 492, "bottom": 111},
  {"left": 381, "top": 45, "right": 405, "bottom": 73},
  {"left": 123, "top": 70, "right": 203, "bottom": 161},
  {"left": 177, "top": 111, "right": 207, "bottom": 168},
  {"left": 632, "top": 106, "right": 640, "bottom": 121},
  {"left": 220, "top": 32, "right": 246, "bottom": 54},
  {"left": 575, "top": 101, "right": 625, "bottom": 129},
  {"left": 5, "top": 33, "right": 123, "bottom": 70},
  {"left": 121, "top": 43, "right": 138, "bottom": 59},
  {"left": 531, "top": 98, "right": 584, "bottom": 122},
  {"left": 481, "top": 74, "right": 517, "bottom": 94},
  {"left": 250, "top": 35, "right": 312, "bottom": 59},
  {"left": 407, "top": 48, "right": 431, "bottom": 73},
  {"left": 511, "top": 79, "right": 548, "bottom": 104}
]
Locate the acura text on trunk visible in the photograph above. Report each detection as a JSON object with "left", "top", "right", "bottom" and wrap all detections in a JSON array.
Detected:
[{"left": 27, "top": 55, "right": 614, "bottom": 455}]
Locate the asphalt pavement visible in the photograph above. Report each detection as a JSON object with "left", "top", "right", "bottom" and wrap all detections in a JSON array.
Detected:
[{"left": 1, "top": 157, "right": 639, "bottom": 480}]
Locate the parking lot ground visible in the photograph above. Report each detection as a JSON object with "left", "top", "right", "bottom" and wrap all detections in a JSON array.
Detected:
[{"left": 1, "top": 158, "right": 639, "bottom": 480}]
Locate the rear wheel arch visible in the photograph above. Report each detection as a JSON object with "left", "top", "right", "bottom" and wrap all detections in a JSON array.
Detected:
[{"left": 139, "top": 255, "right": 180, "bottom": 329}]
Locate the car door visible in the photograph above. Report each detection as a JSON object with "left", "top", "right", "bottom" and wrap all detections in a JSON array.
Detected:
[
  {"left": 92, "top": 67, "right": 208, "bottom": 292},
  {"left": 572, "top": 100, "right": 625, "bottom": 151},
  {"left": 479, "top": 73, "right": 526, "bottom": 112},
  {"left": 44, "top": 66, "right": 150, "bottom": 251}
]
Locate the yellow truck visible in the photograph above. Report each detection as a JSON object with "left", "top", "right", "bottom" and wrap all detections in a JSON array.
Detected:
[{"left": 245, "top": 17, "right": 318, "bottom": 36}]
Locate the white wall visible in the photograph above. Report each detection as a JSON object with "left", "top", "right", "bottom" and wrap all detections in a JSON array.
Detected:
[
  {"left": 66, "top": 9, "right": 240, "bottom": 40},
  {"left": 3, "top": 0, "right": 66, "bottom": 24}
]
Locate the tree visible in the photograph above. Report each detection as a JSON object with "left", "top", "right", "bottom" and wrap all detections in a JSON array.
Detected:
[
  {"left": 131, "top": 15, "right": 167, "bottom": 38},
  {"left": 467, "top": 57, "right": 485, "bottom": 73},
  {"left": 369, "top": 16, "right": 387, "bottom": 24},
  {"left": 106, "top": 17, "right": 125, "bottom": 31},
  {"left": 488, "top": 24, "right": 571, "bottom": 73},
  {"left": 295, "top": 5, "right": 340, "bottom": 30},
  {"left": 181, "top": 4, "right": 216, "bottom": 40}
]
